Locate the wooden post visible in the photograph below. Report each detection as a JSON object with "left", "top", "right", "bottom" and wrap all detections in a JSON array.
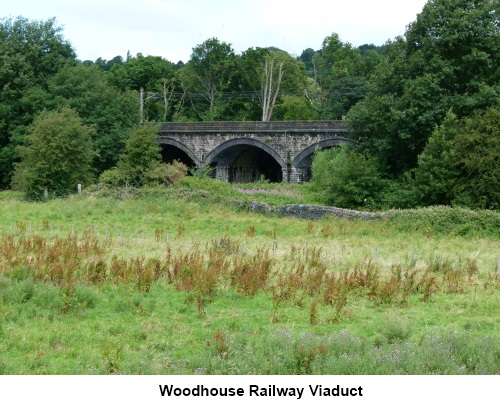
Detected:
[
  {"left": 44, "top": 188, "right": 48, "bottom": 199},
  {"left": 77, "top": 184, "right": 82, "bottom": 195}
]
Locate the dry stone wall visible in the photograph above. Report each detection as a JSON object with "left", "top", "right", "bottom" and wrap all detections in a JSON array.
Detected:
[{"left": 248, "top": 202, "right": 381, "bottom": 221}]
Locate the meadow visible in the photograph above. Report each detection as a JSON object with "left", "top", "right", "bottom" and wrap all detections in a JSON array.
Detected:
[{"left": 0, "top": 178, "right": 499, "bottom": 374}]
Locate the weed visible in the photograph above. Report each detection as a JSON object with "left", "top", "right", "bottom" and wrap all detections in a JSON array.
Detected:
[
  {"left": 230, "top": 248, "right": 273, "bottom": 296},
  {"left": 211, "top": 235, "right": 240, "bottom": 255},
  {"left": 310, "top": 299, "right": 319, "bottom": 325},
  {"left": 16, "top": 221, "right": 27, "bottom": 235},
  {"left": 420, "top": 271, "right": 438, "bottom": 302},
  {"left": 266, "top": 226, "right": 277, "bottom": 239},
  {"left": 177, "top": 222, "right": 185, "bottom": 238},
  {"left": 380, "top": 316, "right": 411, "bottom": 344},
  {"left": 306, "top": 222, "right": 315, "bottom": 234},
  {"left": 155, "top": 227, "right": 164, "bottom": 242},
  {"left": 443, "top": 267, "right": 466, "bottom": 294},
  {"left": 209, "top": 330, "right": 230, "bottom": 359},
  {"left": 245, "top": 225, "right": 255, "bottom": 237},
  {"left": 196, "top": 293, "right": 206, "bottom": 317},
  {"left": 103, "top": 343, "right": 124, "bottom": 374},
  {"left": 294, "top": 342, "right": 327, "bottom": 374},
  {"left": 321, "top": 224, "right": 334, "bottom": 237}
]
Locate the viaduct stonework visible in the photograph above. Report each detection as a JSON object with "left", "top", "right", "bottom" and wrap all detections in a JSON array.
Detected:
[{"left": 158, "top": 121, "right": 351, "bottom": 183}]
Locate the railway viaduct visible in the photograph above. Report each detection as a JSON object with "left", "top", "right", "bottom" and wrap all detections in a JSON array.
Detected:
[{"left": 158, "top": 121, "right": 351, "bottom": 183}]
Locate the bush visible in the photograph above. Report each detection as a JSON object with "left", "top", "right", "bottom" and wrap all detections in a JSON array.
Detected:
[
  {"left": 11, "top": 107, "right": 96, "bottom": 199},
  {"left": 99, "top": 124, "right": 188, "bottom": 187},
  {"left": 387, "top": 206, "right": 500, "bottom": 237},
  {"left": 411, "top": 108, "right": 500, "bottom": 210},
  {"left": 310, "top": 145, "right": 387, "bottom": 209}
]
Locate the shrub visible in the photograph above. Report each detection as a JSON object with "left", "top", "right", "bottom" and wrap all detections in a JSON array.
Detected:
[
  {"left": 310, "top": 145, "right": 387, "bottom": 209},
  {"left": 411, "top": 108, "right": 500, "bottom": 210},
  {"left": 99, "top": 123, "right": 188, "bottom": 187},
  {"left": 11, "top": 107, "right": 97, "bottom": 199},
  {"left": 387, "top": 206, "right": 500, "bottom": 238}
]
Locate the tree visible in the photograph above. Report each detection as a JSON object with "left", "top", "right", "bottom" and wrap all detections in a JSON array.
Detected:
[
  {"left": 108, "top": 54, "right": 176, "bottom": 92},
  {"left": 412, "top": 111, "right": 461, "bottom": 206},
  {"left": 347, "top": 0, "right": 499, "bottom": 174},
  {"left": 237, "top": 47, "right": 308, "bottom": 121},
  {"left": 312, "top": 34, "right": 373, "bottom": 119},
  {"left": 0, "top": 16, "right": 76, "bottom": 187},
  {"left": 182, "top": 38, "right": 236, "bottom": 120},
  {"left": 261, "top": 55, "right": 284, "bottom": 121},
  {"left": 11, "top": 107, "right": 96, "bottom": 199},
  {"left": 45, "top": 63, "right": 138, "bottom": 173},
  {"left": 310, "top": 146, "right": 387, "bottom": 208},
  {"left": 299, "top": 48, "right": 315, "bottom": 77},
  {"left": 450, "top": 107, "right": 500, "bottom": 209},
  {"left": 100, "top": 124, "right": 187, "bottom": 187},
  {"left": 274, "top": 95, "right": 316, "bottom": 120},
  {"left": 411, "top": 107, "right": 500, "bottom": 209},
  {"left": 236, "top": 47, "right": 273, "bottom": 120}
]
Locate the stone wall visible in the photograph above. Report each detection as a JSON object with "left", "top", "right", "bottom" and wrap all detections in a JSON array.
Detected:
[{"left": 248, "top": 202, "right": 381, "bottom": 221}]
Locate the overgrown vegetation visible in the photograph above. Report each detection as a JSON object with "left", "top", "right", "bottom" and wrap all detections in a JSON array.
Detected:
[
  {"left": 0, "top": 1, "right": 498, "bottom": 374},
  {"left": 11, "top": 107, "right": 97, "bottom": 199},
  {"left": 0, "top": 185, "right": 498, "bottom": 374},
  {"left": 2, "top": 1, "right": 498, "bottom": 211},
  {"left": 99, "top": 123, "right": 188, "bottom": 188}
]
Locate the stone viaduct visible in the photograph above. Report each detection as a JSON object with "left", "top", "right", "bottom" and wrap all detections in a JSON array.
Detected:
[{"left": 158, "top": 121, "right": 351, "bottom": 183}]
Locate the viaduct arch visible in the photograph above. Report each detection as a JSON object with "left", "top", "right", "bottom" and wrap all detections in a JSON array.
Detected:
[{"left": 158, "top": 121, "right": 352, "bottom": 183}]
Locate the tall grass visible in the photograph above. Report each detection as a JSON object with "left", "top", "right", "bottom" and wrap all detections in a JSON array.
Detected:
[{"left": 0, "top": 184, "right": 499, "bottom": 374}]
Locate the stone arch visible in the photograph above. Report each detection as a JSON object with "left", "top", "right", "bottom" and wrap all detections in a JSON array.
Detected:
[
  {"left": 292, "top": 137, "right": 353, "bottom": 169},
  {"left": 205, "top": 138, "right": 286, "bottom": 167},
  {"left": 157, "top": 137, "right": 200, "bottom": 167},
  {"left": 205, "top": 138, "right": 286, "bottom": 183},
  {"left": 291, "top": 137, "right": 354, "bottom": 183}
]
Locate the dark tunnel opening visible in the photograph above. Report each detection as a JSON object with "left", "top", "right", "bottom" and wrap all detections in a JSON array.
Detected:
[{"left": 210, "top": 144, "right": 283, "bottom": 183}]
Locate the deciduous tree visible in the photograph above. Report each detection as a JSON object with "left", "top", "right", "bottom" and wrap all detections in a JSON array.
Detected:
[
  {"left": 0, "top": 16, "right": 76, "bottom": 187},
  {"left": 347, "top": 0, "right": 499, "bottom": 174},
  {"left": 12, "top": 107, "right": 96, "bottom": 199}
]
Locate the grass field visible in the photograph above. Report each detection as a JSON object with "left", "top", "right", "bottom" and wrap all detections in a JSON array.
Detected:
[{"left": 1, "top": 178, "right": 499, "bottom": 374}]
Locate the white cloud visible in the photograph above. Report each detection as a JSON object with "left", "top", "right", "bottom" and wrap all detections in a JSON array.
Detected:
[{"left": 2, "top": 0, "right": 428, "bottom": 62}]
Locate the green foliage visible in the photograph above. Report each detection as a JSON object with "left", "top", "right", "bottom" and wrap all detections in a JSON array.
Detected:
[
  {"left": 181, "top": 38, "right": 237, "bottom": 120},
  {"left": 347, "top": 0, "right": 499, "bottom": 173},
  {"left": 310, "top": 146, "right": 387, "bottom": 208},
  {"left": 412, "top": 111, "right": 461, "bottom": 206},
  {"left": 108, "top": 54, "right": 175, "bottom": 92},
  {"left": 452, "top": 107, "right": 500, "bottom": 210},
  {"left": 100, "top": 123, "right": 188, "bottom": 187},
  {"left": 387, "top": 205, "right": 500, "bottom": 238},
  {"left": 45, "top": 63, "right": 138, "bottom": 173},
  {"left": 0, "top": 16, "right": 76, "bottom": 186},
  {"left": 274, "top": 95, "right": 317, "bottom": 120},
  {"left": 412, "top": 107, "right": 500, "bottom": 209},
  {"left": 0, "top": 188, "right": 499, "bottom": 374},
  {"left": 312, "top": 34, "right": 375, "bottom": 119},
  {"left": 11, "top": 107, "right": 96, "bottom": 199}
]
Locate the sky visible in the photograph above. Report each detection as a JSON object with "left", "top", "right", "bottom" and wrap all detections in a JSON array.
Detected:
[{"left": 3, "top": 0, "right": 429, "bottom": 63}]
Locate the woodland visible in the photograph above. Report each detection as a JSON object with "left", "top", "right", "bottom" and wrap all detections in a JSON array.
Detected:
[{"left": 0, "top": 0, "right": 498, "bottom": 210}]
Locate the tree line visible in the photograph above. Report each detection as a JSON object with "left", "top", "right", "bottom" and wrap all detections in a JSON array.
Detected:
[{"left": 1, "top": 0, "right": 498, "bottom": 210}]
